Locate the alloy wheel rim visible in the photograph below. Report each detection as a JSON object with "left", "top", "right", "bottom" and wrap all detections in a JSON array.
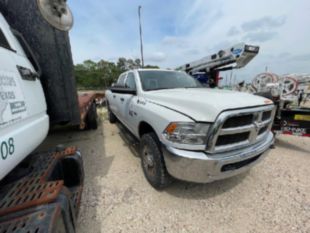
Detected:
[{"left": 142, "top": 145, "right": 155, "bottom": 177}]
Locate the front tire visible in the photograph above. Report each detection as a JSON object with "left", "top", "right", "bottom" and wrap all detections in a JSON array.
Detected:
[{"left": 140, "top": 133, "right": 172, "bottom": 189}]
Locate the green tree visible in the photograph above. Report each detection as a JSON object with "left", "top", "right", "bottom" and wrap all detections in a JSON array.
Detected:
[
  {"left": 144, "top": 64, "right": 160, "bottom": 69},
  {"left": 74, "top": 58, "right": 159, "bottom": 90}
]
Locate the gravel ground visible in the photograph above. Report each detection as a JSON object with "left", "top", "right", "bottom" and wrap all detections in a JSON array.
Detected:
[{"left": 42, "top": 109, "right": 310, "bottom": 233}]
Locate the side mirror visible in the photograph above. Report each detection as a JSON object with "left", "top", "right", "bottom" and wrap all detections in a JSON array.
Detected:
[{"left": 110, "top": 86, "right": 137, "bottom": 95}]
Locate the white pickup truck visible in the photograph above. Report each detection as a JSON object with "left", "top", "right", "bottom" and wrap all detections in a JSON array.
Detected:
[{"left": 106, "top": 69, "right": 276, "bottom": 189}]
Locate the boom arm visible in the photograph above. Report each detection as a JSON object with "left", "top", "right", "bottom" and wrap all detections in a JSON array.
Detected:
[{"left": 177, "top": 43, "right": 259, "bottom": 75}]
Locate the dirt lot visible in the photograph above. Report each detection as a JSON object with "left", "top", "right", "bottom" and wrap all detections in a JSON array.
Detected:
[{"left": 42, "top": 109, "right": 310, "bottom": 233}]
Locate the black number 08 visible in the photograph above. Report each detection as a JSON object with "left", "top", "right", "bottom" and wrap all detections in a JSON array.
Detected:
[{"left": 1, "top": 138, "right": 15, "bottom": 160}]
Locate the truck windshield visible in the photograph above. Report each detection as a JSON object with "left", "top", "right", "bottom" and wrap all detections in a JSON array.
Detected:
[{"left": 138, "top": 70, "right": 202, "bottom": 91}]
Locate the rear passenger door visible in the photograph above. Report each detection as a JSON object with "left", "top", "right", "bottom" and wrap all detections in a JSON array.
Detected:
[
  {"left": 109, "top": 73, "right": 127, "bottom": 117},
  {"left": 119, "top": 72, "right": 138, "bottom": 132}
]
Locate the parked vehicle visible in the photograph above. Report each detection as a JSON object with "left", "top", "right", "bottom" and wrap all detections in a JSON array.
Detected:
[
  {"left": 0, "top": 0, "right": 98, "bottom": 232},
  {"left": 106, "top": 69, "right": 276, "bottom": 189}
]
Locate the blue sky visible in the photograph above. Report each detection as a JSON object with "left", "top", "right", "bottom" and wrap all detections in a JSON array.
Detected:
[{"left": 68, "top": 0, "right": 310, "bottom": 82}]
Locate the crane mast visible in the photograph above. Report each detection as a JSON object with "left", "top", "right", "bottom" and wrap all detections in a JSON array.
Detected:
[{"left": 177, "top": 43, "right": 259, "bottom": 87}]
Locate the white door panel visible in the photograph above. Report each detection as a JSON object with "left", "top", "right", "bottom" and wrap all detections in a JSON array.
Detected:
[
  {"left": 0, "top": 48, "right": 29, "bottom": 129},
  {"left": 0, "top": 23, "right": 49, "bottom": 180},
  {"left": 119, "top": 94, "right": 137, "bottom": 133},
  {"left": 108, "top": 92, "right": 119, "bottom": 115},
  {"left": 0, "top": 113, "right": 49, "bottom": 180},
  {"left": 12, "top": 54, "right": 47, "bottom": 117}
]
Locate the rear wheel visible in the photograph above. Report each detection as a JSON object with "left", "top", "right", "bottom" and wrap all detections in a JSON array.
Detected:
[
  {"left": 86, "top": 102, "right": 98, "bottom": 130},
  {"left": 108, "top": 105, "right": 117, "bottom": 124},
  {"left": 140, "top": 133, "right": 172, "bottom": 189}
]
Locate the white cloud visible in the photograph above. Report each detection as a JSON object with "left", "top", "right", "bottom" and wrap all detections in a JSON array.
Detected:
[
  {"left": 227, "top": 27, "right": 240, "bottom": 36},
  {"left": 145, "top": 52, "right": 166, "bottom": 63},
  {"left": 244, "top": 31, "right": 278, "bottom": 42},
  {"left": 241, "top": 16, "right": 286, "bottom": 32},
  {"left": 162, "top": 36, "right": 188, "bottom": 48}
]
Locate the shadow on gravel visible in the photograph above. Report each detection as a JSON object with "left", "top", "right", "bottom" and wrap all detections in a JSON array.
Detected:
[
  {"left": 38, "top": 117, "right": 112, "bottom": 233},
  {"left": 275, "top": 137, "right": 310, "bottom": 154},
  {"left": 116, "top": 122, "right": 140, "bottom": 158}
]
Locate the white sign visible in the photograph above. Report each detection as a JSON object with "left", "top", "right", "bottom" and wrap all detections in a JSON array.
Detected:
[{"left": 0, "top": 71, "right": 27, "bottom": 128}]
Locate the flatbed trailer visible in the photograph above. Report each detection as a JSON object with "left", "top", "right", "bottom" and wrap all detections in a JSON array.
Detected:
[{"left": 78, "top": 91, "right": 104, "bottom": 130}]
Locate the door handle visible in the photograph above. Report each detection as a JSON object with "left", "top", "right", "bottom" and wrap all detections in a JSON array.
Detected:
[
  {"left": 113, "top": 95, "right": 116, "bottom": 98},
  {"left": 120, "top": 98, "right": 124, "bottom": 102},
  {"left": 17, "top": 65, "right": 38, "bottom": 81}
]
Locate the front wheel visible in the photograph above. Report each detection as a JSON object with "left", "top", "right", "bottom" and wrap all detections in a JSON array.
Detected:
[{"left": 140, "top": 133, "right": 172, "bottom": 189}]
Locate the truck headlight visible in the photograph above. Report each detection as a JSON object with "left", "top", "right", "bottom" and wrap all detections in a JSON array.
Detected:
[{"left": 163, "top": 122, "right": 210, "bottom": 145}]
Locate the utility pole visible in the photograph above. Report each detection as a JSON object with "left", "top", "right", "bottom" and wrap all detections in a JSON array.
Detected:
[{"left": 138, "top": 6, "right": 144, "bottom": 67}]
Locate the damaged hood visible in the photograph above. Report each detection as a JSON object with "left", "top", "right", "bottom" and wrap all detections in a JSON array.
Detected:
[{"left": 143, "top": 88, "right": 271, "bottom": 122}]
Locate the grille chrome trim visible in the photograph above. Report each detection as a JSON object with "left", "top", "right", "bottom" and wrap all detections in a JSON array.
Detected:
[
  {"left": 220, "top": 125, "right": 254, "bottom": 135},
  {"left": 206, "top": 105, "right": 275, "bottom": 153}
]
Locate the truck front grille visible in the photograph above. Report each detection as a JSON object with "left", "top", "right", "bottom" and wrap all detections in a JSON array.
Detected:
[
  {"left": 262, "top": 111, "right": 272, "bottom": 121},
  {"left": 258, "top": 126, "right": 269, "bottom": 135},
  {"left": 216, "top": 132, "right": 250, "bottom": 146},
  {"left": 206, "top": 105, "right": 275, "bottom": 153},
  {"left": 222, "top": 114, "right": 253, "bottom": 128}
]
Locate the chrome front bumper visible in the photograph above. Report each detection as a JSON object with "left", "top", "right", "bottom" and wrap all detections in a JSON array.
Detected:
[{"left": 162, "top": 132, "right": 274, "bottom": 183}]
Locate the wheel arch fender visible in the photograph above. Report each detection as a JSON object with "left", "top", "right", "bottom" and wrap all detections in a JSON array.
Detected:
[{"left": 138, "top": 121, "right": 157, "bottom": 139}]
